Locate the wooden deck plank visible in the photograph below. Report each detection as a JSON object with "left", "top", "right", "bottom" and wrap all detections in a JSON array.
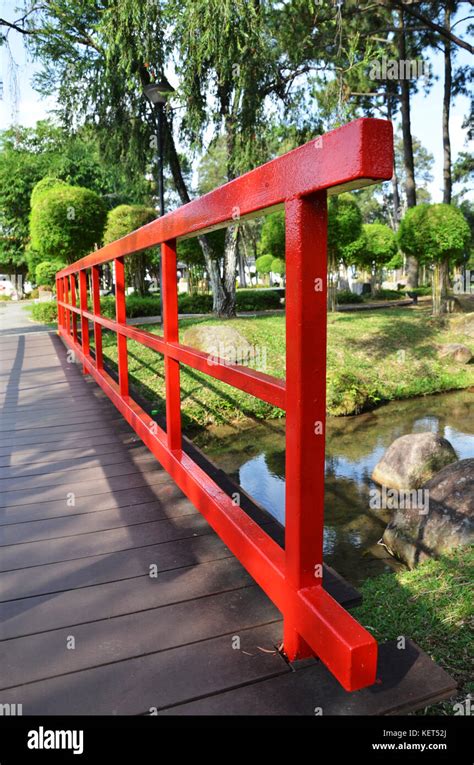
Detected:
[
  {"left": 0, "top": 557, "right": 254, "bottom": 640},
  {"left": 0, "top": 422, "right": 134, "bottom": 449},
  {"left": 0, "top": 431, "right": 138, "bottom": 457},
  {"left": 0, "top": 500, "right": 197, "bottom": 545},
  {"left": 0, "top": 444, "right": 155, "bottom": 474},
  {"left": 0, "top": 454, "right": 164, "bottom": 488},
  {"left": 0, "top": 442, "right": 147, "bottom": 467},
  {"left": 0, "top": 586, "right": 280, "bottom": 689},
  {"left": 0, "top": 624, "right": 288, "bottom": 715},
  {"left": 0, "top": 514, "right": 215, "bottom": 571},
  {"left": 0, "top": 483, "right": 186, "bottom": 525},
  {"left": 160, "top": 639, "right": 457, "bottom": 716},
  {"left": 0, "top": 535, "right": 233, "bottom": 602},
  {"left": 0, "top": 470, "right": 177, "bottom": 508}
]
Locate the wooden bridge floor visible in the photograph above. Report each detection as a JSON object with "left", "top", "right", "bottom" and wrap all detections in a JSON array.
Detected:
[{"left": 0, "top": 329, "right": 456, "bottom": 715}]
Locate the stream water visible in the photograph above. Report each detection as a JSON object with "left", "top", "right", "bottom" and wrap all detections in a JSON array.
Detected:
[{"left": 194, "top": 389, "right": 473, "bottom": 586}]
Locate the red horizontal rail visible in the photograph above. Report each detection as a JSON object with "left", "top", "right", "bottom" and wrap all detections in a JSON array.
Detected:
[
  {"left": 56, "top": 117, "right": 394, "bottom": 691},
  {"left": 57, "top": 118, "right": 393, "bottom": 279},
  {"left": 57, "top": 302, "right": 286, "bottom": 409}
]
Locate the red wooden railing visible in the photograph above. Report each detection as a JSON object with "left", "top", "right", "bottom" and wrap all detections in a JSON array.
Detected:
[{"left": 56, "top": 117, "right": 393, "bottom": 692}]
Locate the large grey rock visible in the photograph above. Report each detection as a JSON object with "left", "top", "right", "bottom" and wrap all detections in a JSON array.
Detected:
[
  {"left": 437, "top": 343, "right": 472, "bottom": 364},
  {"left": 182, "top": 325, "right": 254, "bottom": 365},
  {"left": 372, "top": 432, "right": 458, "bottom": 490},
  {"left": 382, "top": 459, "right": 474, "bottom": 568}
]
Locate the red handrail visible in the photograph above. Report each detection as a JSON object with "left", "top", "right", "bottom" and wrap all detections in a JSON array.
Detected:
[{"left": 56, "top": 117, "right": 393, "bottom": 691}]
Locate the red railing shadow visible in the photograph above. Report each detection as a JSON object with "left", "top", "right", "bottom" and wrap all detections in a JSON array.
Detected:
[{"left": 56, "top": 117, "right": 394, "bottom": 691}]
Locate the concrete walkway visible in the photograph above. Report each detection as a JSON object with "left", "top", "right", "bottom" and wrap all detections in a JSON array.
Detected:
[{"left": 0, "top": 301, "right": 55, "bottom": 337}]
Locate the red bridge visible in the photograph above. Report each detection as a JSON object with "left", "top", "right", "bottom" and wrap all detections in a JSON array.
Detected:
[
  {"left": 0, "top": 117, "right": 456, "bottom": 714},
  {"left": 56, "top": 118, "right": 393, "bottom": 692}
]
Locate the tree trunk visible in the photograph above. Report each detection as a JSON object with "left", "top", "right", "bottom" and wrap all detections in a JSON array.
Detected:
[
  {"left": 386, "top": 89, "right": 401, "bottom": 230},
  {"left": 218, "top": 224, "right": 239, "bottom": 317},
  {"left": 238, "top": 248, "right": 247, "bottom": 288},
  {"left": 398, "top": 9, "right": 418, "bottom": 287},
  {"left": 327, "top": 250, "right": 337, "bottom": 312},
  {"left": 391, "top": 162, "right": 401, "bottom": 231},
  {"left": 163, "top": 114, "right": 229, "bottom": 314},
  {"left": 432, "top": 258, "right": 450, "bottom": 316},
  {"left": 443, "top": 3, "right": 452, "bottom": 205}
]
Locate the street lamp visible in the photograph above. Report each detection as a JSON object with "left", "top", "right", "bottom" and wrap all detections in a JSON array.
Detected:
[
  {"left": 143, "top": 76, "right": 175, "bottom": 219},
  {"left": 143, "top": 75, "right": 175, "bottom": 319}
]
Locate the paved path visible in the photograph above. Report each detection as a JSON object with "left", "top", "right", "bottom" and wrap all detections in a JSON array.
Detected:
[{"left": 0, "top": 301, "right": 54, "bottom": 337}]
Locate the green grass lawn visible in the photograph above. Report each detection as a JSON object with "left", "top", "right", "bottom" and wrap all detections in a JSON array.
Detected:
[
  {"left": 97, "top": 306, "right": 474, "bottom": 430},
  {"left": 354, "top": 546, "right": 474, "bottom": 714}
]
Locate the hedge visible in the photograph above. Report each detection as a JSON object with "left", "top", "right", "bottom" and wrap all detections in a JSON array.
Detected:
[
  {"left": 336, "top": 290, "right": 364, "bottom": 304},
  {"left": 30, "top": 302, "right": 58, "bottom": 323},
  {"left": 370, "top": 289, "right": 404, "bottom": 301},
  {"left": 31, "top": 288, "right": 283, "bottom": 325}
]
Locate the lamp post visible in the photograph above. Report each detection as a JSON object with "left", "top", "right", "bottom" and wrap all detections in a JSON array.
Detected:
[{"left": 143, "top": 76, "right": 175, "bottom": 314}]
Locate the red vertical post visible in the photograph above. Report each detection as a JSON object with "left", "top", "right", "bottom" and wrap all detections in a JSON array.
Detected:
[
  {"left": 91, "top": 265, "right": 103, "bottom": 370},
  {"left": 162, "top": 240, "right": 182, "bottom": 451},
  {"left": 79, "top": 270, "right": 90, "bottom": 374},
  {"left": 56, "top": 277, "right": 64, "bottom": 330},
  {"left": 69, "top": 274, "right": 78, "bottom": 344},
  {"left": 63, "top": 276, "right": 70, "bottom": 336},
  {"left": 115, "top": 257, "right": 129, "bottom": 396},
  {"left": 283, "top": 191, "right": 328, "bottom": 660}
]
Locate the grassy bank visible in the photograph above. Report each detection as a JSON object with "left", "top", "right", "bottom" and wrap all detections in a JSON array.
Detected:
[
  {"left": 354, "top": 546, "right": 474, "bottom": 714},
  {"left": 96, "top": 306, "right": 474, "bottom": 428}
]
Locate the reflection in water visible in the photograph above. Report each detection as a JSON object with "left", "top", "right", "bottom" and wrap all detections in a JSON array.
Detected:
[{"left": 195, "top": 390, "right": 474, "bottom": 586}]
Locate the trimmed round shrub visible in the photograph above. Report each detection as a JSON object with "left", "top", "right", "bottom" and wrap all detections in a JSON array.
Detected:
[
  {"left": 271, "top": 257, "right": 286, "bottom": 275},
  {"left": 35, "top": 260, "right": 64, "bottom": 289},
  {"left": 30, "top": 177, "right": 68, "bottom": 207},
  {"left": 103, "top": 205, "right": 157, "bottom": 244},
  {"left": 255, "top": 254, "right": 274, "bottom": 275},
  {"left": 30, "top": 184, "right": 107, "bottom": 263}
]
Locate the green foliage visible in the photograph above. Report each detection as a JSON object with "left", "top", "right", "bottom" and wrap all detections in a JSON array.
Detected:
[
  {"left": 259, "top": 211, "right": 285, "bottom": 260},
  {"left": 197, "top": 136, "right": 228, "bottom": 194},
  {"left": 270, "top": 257, "right": 285, "bottom": 276},
  {"left": 255, "top": 254, "right": 274, "bottom": 275},
  {"left": 91, "top": 307, "right": 474, "bottom": 427},
  {"left": 355, "top": 547, "right": 473, "bottom": 696},
  {"left": 386, "top": 250, "right": 403, "bottom": 270},
  {"left": 361, "top": 223, "right": 398, "bottom": 267},
  {"left": 371, "top": 289, "right": 403, "bottom": 301},
  {"left": 408, "top": 285, "right": 432, "bottom": 296},
  {"left": 100, "top": 295, "right": 160, "bottom": 318},
  {"left": 0, "top": 121, "right": 151, "bottom": 269},
  {"left": 398, "top": 205, "right": 428, "bottom": 258},
  {"left": 327, "top": 371, "right": 379, "bottom": 416},
  {"left": 336, "top": 290, "right": 364, "bottom": 305},
  {"left": 236, "top": 289, "right": 282, "bottom": 311},
  {"left": 178, "top": 293, "right": 214, "bottom": 313},
  {"left": 171, "top": 0, "right": 275, "bottom": 172},
  {"left": 328, "top": 193, "right": 363, "bottom": 263},
  {"left": 31, "top": 177, "right": 68, "bottom": 207},
  {"left": 30, "top": 301, "right": 58, "bottom": 323},
  {"left": 35, "top": 260, "right": 63, "bottom": 288},
  {"left": 353, "top": 187, "right": 390, "bottom": 225},
  {"left": 177, "top": 229, "right": 226, "bottom": 267},
  {"left": 398, "top": 203, "right": 471, "bottom": 265},
  {"left": 97, "top": 288, "right": 282, "bottom": 319},
  {"left": 30, "top": 183, "right": 107, "bottom": 264},
  {"left": 103, "top": 204, "right": 156, "bottom": 244}
]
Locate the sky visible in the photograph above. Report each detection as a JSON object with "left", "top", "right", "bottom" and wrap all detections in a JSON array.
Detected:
[{"left": 0, "top": 0, "right": 472, "bottom": 202}]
